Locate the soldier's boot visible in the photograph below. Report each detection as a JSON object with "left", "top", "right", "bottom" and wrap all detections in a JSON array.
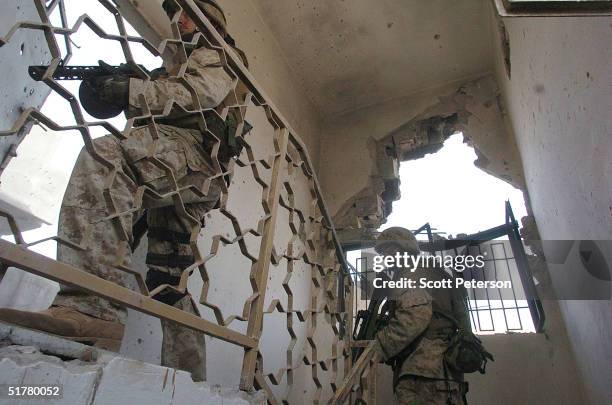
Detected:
[{"left": 0, "top": 306, "right": 124, "bottom": 351}]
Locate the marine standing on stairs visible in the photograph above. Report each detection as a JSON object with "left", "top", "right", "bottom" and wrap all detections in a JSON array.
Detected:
[
  {"left": 373, "top": 227, "right": 472, "bottom": 405},
  {"left": 0, "top": 0, "right": 250, "bottom": 382}
]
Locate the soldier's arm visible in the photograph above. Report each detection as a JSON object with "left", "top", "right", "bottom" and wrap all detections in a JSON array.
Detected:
[
  {"left": 128, "top": 48, "right": 234, "bottom": 113},
  {"left": 375, "top": 290, "right": 433, "bottom": 361}
]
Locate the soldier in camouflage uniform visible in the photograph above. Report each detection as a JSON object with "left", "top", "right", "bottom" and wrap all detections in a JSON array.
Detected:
[
  {"left": 373, "top": 227, "right": 469, "bottom": 405},
  {"left": 0, "top": 0, "right": 248, "bottom": 382}
]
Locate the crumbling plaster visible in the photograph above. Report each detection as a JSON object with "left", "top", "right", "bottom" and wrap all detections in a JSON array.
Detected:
[{"left": 321, "top": 74, "right": 527, "bottom": 239}]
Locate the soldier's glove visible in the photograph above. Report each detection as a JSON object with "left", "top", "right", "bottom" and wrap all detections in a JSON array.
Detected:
[{"left": 79, "top": 75, "right": 129, "bottom": 119}]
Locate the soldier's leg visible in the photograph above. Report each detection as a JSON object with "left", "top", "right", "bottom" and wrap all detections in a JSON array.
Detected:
[
  {"left": 0, "top": 124, "right": 220, "bottom": 354},
  {"left": 395, "top": 377, "right": 466, "bottom": 405},
  {"left": 161, "top": 296, "right": 205, "bottom": 381},
  {"left": 54, "top": 124, "right": 219, "bottom": 331},
  {"left": 395, "top": 376, "right": 426, "bottom": 405},
  {"left": 53, "top": 136, "right": 138, "bottom": 324},
  {"left": 145, "top": 202, "right": 215, "bottom": 382},
  {"left": 0, "top": 135, "right": 138, "bottom": 350}
]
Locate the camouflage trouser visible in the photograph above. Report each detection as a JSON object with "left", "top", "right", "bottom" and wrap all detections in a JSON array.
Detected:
[
  {"left": 395, "top": 376, "right": 466, "bottom": 405},
  {"left": 161, "top": 295, "right": 205, "bottom": 382},
  {"left": 53, "top": 123, "right": 223, "bottom": 382}
]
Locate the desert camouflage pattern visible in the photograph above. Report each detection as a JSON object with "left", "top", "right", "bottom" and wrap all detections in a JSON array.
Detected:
[
  {"left": 128, "top": 47, "right": 233, "bottom": 113},
  {"left": 400, "top": 333, "right": 453, "bottom": 380},
  {"left": 395, "top": 377, "right": 466, "bottom": 405},
  {"left": 53, "top": 46, "right": 234, "bottom": 380},
  {"left": 375, "top": 265, "right": 469, "bottom": 403},
  {"left": 377, "top": 265, "right": 467, "bottom": 381},
  {"left": 161, "top": 295, "right": 206, "bottom": 382},
  {"left": 375, "top": 287, "right": 442, "bottom": 379}
]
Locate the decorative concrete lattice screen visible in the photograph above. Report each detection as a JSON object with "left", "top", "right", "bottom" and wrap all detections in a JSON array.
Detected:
[{"left": 0, "top": 1, "right": 354, "bottom": 403}]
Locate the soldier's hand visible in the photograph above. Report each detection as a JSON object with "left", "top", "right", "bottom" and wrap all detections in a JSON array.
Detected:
[{"left": 93, "top": 75, "right": 129, "bottom": 107}]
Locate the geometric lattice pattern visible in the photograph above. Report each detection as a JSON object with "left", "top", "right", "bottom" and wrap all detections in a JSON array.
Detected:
[{"left": 0, "top": 1, "right": 353, "bottom": 403}]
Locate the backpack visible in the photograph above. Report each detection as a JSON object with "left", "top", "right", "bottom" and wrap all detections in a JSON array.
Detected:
[
  {"left": 438, "top": 288, "right": 494, "bottom": 374},
  {"left": 443, "top": 322, "right": 494, "bottom": 374}
]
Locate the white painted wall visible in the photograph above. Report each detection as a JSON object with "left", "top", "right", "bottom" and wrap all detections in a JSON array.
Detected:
[
  {"left": 0, "top": 0, "right": 53, "bottom": 234},
  {"left": 490, "top": 9, "right": 612, "bottom": 405},
  {"left": 0, "top": 0, "right": 51, "bottom": 159},
  {"left": 218, "top": 0, "right": 323, "bottom": 170}
]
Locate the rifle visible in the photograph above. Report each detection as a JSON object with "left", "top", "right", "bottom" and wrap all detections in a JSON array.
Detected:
[
  {"left": 28, "top": 61, "right": 160, "bottom": 119},
  {"left": 28, "top": 61, "right": 151, "bottom": 81},
  {"left": 352, "top": 270, "right": 393, "bottom": 361}
]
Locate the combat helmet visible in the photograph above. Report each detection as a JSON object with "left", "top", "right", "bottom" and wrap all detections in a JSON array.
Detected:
[
  {"left": 163, "top": 0, "right": 227, "bottom": 35},
  {"left": 375, "top": 227, "right": 420, "bottom": 255}
]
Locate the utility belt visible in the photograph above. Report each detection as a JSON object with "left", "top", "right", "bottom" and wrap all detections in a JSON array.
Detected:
[
  {"left": 152, "top": 110, "right": 222, "bottom": 131},
  {"left": 151, "top": 109, "right": 252, "bottom": 163}
]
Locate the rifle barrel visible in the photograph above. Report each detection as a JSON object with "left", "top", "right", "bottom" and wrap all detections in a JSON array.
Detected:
[
  {"left": 28, "top": 64, "right": 149, "bottom": 82},
  {"left": 28, "top": 65, "right": 103, "bottom": 81}
]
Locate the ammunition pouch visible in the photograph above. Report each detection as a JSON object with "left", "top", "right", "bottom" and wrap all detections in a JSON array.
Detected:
[
  {"left": 202, "top": 109, "right": 252, "bottom": 163},
  {"left": 152, "top": 109, "right": 252, "bottom": 166},
  {"left": 444, "top": 329, "right": 494, "bottom": 374}
]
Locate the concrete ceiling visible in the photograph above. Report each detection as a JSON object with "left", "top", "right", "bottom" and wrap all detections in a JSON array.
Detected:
[{"left": 251, "top": 0, "right": 493, "bottom": 117}]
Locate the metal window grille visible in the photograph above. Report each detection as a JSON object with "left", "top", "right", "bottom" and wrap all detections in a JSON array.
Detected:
[{"left": 346, "top": 202, "right": 545, "bottom": 336}]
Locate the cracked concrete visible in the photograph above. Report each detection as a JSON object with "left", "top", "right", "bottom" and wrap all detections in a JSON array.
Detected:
[
  {"left": 0, "top": 329, "right": 266, "bottom": 405},
  {"left": 322, "top": 74, "right": 528, "bottom": 241}
]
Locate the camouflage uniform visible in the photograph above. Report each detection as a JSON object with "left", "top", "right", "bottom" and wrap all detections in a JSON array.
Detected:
[
  {"left": 394, "top": 377, "right": 464, "bottom": 405},
  {"left": 53, "top": 45, "right": 238, "bottom": 381},
  {"left": 375, "top": 266, "right": 468, "bottom": 405}
]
